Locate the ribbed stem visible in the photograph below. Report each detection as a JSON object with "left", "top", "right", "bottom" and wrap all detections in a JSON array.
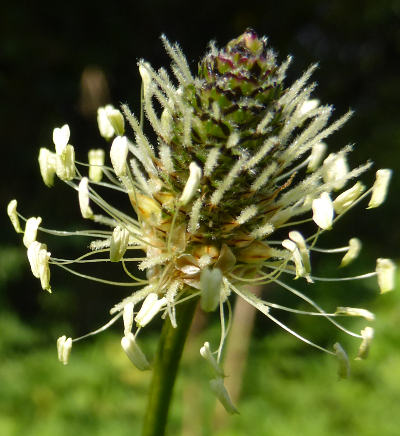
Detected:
[{"left": 141, "top": 296, "right": 199, "bottom": 436}]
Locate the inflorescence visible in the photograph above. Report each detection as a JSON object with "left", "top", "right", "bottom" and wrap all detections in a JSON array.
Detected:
[{"left": 8, "top": 30, "right": 395, "bottom": 412}]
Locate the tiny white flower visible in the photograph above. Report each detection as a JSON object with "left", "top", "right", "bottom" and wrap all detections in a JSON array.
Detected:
[
  {"left": 312, "top": 192, "right": 334, "bottom": 230},
  {"left": 110, "top": 226, "right": 130, "bottom": 262},
  {"left": 368, "top": 169, "right": 392, "bottom": 209},
  {"left": 27, "top": 241, "right": 51, "bottom": 292},
  {"left": 335, "top": 306, "right": 375, "bottom": 322},
  {"left": 78, "top": 177, "right": 94, "bottom": 219},
  {"left": 121, "top": 333, "right": 150, "bottom": 370},
  {"left": 282, "top": 239, "right": 306, "bottom": 279},
  {"left": 38, "top": 148, "right": 57, "bottom": 187},
  {"left": 333, "top": 342, "right": 350, "bottom": 379},
  {"left": 23, "top": 216, "right": 42, "bottom": 248},
  {"left": 307, "top": 142, "right": 327, "bottom": 172},
  {"left": 53, "top": 124, "right": 70, "bottom": 155},
  {"left": 135, "top": 293, "right": 167, "bottom": 327},
  {"left": 322, "top": 153, "right": 349, "bottom": 190},
  {"left": 376, "top": 258, "right": 396, "bottom": 293},
  {"left": 57, "top": 335, "right": 72, "bottom": 365},
  {"left": 333, "top": 181, "right": 365, "bottom": 214},
  {"left": 106, "top": 107, "right": 125, "bottom": 137},
  {"left": 340, "top": 238, "right": 361, "bottom": 267},
  {"left": 110, "top": 136, "right": 129, "bottom": 177},
  {"left": 88, "top": 149, "right": 105, "bottom": 182},
  {"left": 7, "top": 199, "right": 23, "bottom": 233},
  {"left": 123, "top": 302, "right": 135, "bottom": 336},
  {"left": 179, "top": 161, "right": 202, "bottom": 205},
  {"left": 56, "top": 144, "right": 75, "bottom": 181},
  {"left": 200, "top": 268, "right": 222, "bottom": 312},
  {"left": 97, "top": 105, "right": 125, "bottom": 139},
  {"left": 356, "top": 326, "right": 374, "bottom": 360}
]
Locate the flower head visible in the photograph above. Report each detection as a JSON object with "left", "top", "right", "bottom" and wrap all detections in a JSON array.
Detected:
[{"left": 9, "top": 30, "right": 395, "bottom": 408}]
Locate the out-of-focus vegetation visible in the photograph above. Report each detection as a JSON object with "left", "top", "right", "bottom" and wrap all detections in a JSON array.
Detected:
[
  {"left": 1, "top": 0, "right": 399, "bottom": 435},
  {"left": 0, "top": 270, "right": 399, "bottom": 436}
]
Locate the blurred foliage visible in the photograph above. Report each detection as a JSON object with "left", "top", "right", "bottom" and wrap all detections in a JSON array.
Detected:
[
  {"left": 1, "top": 0, "right": 399, "bottom": 435},
  {"left": 0, "top": 271, "right": 399, "bottom": 436}
]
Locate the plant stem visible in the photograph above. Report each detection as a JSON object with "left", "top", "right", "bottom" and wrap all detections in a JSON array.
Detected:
[{"left": 142, "top": 295, "right": 199, "bottom": 436}]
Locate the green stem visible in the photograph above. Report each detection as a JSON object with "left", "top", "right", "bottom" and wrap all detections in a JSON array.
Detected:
[{"left": 142, "top": 296, "right": 199, "bottom": 436}]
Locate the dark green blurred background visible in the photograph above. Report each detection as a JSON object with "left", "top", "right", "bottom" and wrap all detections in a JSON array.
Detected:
[{"left": 1, "top": 1, "right": 399, "bottom": 435}]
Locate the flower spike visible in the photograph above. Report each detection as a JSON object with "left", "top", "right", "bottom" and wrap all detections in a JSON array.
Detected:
[{"left": 8, "top": 31, "right": 395, "bottom": 414}]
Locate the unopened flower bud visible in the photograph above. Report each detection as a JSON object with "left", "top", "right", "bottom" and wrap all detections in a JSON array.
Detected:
[
  {"left": 307, "top": 142, "right": 327, "bottom": 172},
  {"left": 57, "top": 335, "right": 72, "bottom": 365},
  {"left": 38, "top": 148, "right": 57, "bottom": 187},
  {"left": 333, "top": 342, "right": 350, "bottom": 379},
  {"left": 7, "top": 199, "right": 23, "bottom": 233},
  {"left": 110, "top": 136, "right": 129, "bottom": 177},
  {"left": 139, "top": 63, "right": 152, "bottom": 96},
  {"left": 376, "top": 258, "right": 396, "bottom": 293},
  {"left": 110, "top": 226, "right": 130, "bottom": 262},
  {"left": 88, "top": 149, "right": 105, "bottom": 182},
  {"left": 56, "top": 144, "right": 76, "bottom": 181},
  {"left": 78, "top": 177, "right": 94, "bottom": 219},
  {"left": 161, "top": 108, "right": 173, "bottom": 141},
  {"left": 135, "top": 293, "right": 167, "bottom": 327},
  {"left": 312, "top": 192, "right": 334, "bottom": 230},
  {"left": 23, "top": 216, "right": 42, "bottom": 248},
  {"left": 340, "top": 238, "right": 361, "bottom": 267},
  {"left": 356, "top": 326, "right": 374, "bottom": 360},
  {"left": 121, "top": 333, "right": 150, "bottom": 370},
  {"left": 209, "top": 377, "right": 238, "bottom": 414},
  {"left": 333, "top": 181, "right": 365, "bottom": 214},
  {"left": 179, "top": 162, "right": 202, "bottom": 205},
  {"left": 200, "top": 268, "right": 222, "bottom": 312},
  {"left": 299, "top": 99, "right": 319, "bottom": 116},
  {"left": 368, "top": 169, "right": 392, "bottom": 209},
  {"left": 53, "top": 124, "right": 70, "bottom": 155}
]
